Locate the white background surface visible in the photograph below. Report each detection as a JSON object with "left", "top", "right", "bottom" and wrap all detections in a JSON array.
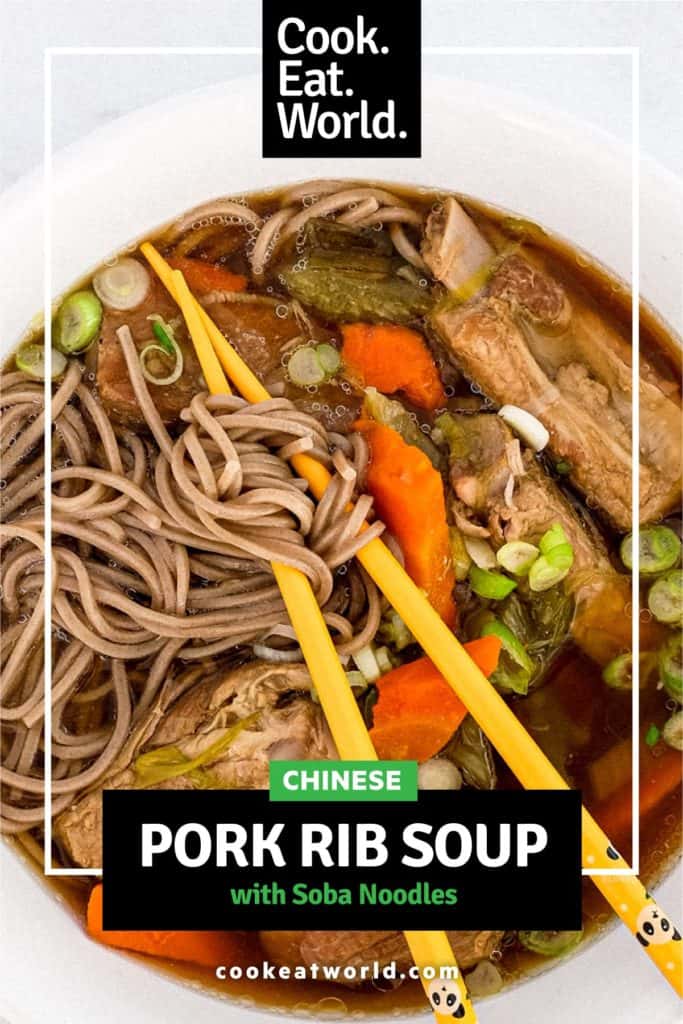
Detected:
[{"left": 0, "top": 0, "right": 682, "bottom": 187}]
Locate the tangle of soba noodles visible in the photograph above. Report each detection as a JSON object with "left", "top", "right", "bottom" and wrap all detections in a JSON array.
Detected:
[
  {"left": 170, "top": 179, "right": 430, "bottom": 276},
  {"left": 0, "top": 315, "right": 388, "bottom": 834}
]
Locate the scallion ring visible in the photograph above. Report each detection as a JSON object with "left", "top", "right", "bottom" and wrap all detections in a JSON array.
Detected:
[
  {"left": 94, "top": 257, "right": 151, "bottom": 311},
  {"left": 647, "top": 570, "right": 683, "bottom": 624},
  {"left": 528, "top": 555, "right": 570, "bottom": 592},
  {"left": 287, "top": 346, "right": 326, "bottom": 387},
  {"left": 316, "top": 342, "right": 341, "bottom": 376},
  {"left": 496, "top": 541, "right": 539, "bottom": 576},
  {"left": 620, "top": 526, "right": 681, "bottom": 575},
  {"left": 15, "top": 344, "right": 67, "bottom": 380},
  {"left": 148, "top": 316, "right": 177, "bottom": 355},
  {"left": 139, "top": 337, "right": 183, "bottom": 386},
  {"left": 468, "top": 566, "right": 517, "bottom": 600}
]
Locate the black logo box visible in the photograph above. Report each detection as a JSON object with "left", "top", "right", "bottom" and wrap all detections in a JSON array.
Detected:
[
  {"left": 103, "top": 789, "right": 581, "bottom": 930},
  {"left": 262, "top": 0, "right": 421, "bottom": 157}
]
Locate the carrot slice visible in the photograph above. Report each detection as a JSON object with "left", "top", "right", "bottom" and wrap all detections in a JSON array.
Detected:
[
  {"left": 369, "top": 644, "right": 500, "bottom": 762},
  {"left": 341, "top": 323, "right": 447, "bottom": 411},
  {"left": 358, "top": 419, "right": 456, "bottom": 626},
  {"left": 167, "top": 256, "right": 247, "bottom": 296},
  {"left": 87, "top": 885, "right": 249, "bottom": 967},
  {"left": 461, "top": 636, "right": 503, "bottom": 678},
  {"left": 591, "top": 740, "right": 683, "bottom": 844}
]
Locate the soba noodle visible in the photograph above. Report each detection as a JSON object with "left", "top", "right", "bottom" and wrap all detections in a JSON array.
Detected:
[{"left": 0, "top": 319, "right": 385, "bottom": 834}]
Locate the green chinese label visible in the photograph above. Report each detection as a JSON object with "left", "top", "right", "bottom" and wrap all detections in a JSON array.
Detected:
[{"left": 269, "top": 761, "right": 417, "bottom": 801}]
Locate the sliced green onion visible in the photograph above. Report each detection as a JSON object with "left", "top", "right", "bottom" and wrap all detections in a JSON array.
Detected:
[
  {"left": 93, "top": 257, "right": 151, "bottom": 311},
  {"left": 645, "top": 723, "right": 661, "bottom": 747},
  {"left": 375, "top": 646, "right": 393, "bottom": 674},
  {"left": 139, "top": 338, "right": 183, "bottom": 386},
  {"left": 151, "top": 319, "right": 176, "bottom": 355},
  {"left": 15, "top": 344, "right": 67, "bottom": 380},
  {"left": 54, "top": 290, "right": 102, "bottom": 354},
  {"left": 469, "top": 566, "right": 517, "bottom": 600},
  {"left": 528, "top": 554, "right": 571, "bottom": 592},
  {"left": 620, "top": 526, "right": 681, "bottom": 575},
  {"left": 345, "top": 671, "right": 367, "bottom": 691},
  {"left": 545, "top": 542, "right": 574, "bottom": 572},
  {"left": 658, "top": 631, "right": 682, "bottom": 702},
  {"left": 315, "top": 342, "right": 341, "bottom": 376},
  {"left": 287, "top": 345, "right": 325, "bottom": 387},
  {"left": 496, "top": 541, "right": 539, "bottom": 576},
  {"left": 449, "top": 527, "right": 472, "bottom": 581},
  {"left": 662, "top": 710, "right": 683, "bottom": 751},
  {"left": 352, "top": 645, "right": 381, "bottom": 683},
  {"left": 378, "top": 610, "right": 414, "bottom": 652},
  {"left": 519, "top": 930, "right": 583, "bottom": 957},
  {"left": 647, "top": 570, "right": 683, "bottom": 624},
  {"left": 602, "top": 652, "right": 654, "bottom": 691},
  {"left": 555, "top": 460, "right": 572, "bottom": 475},
  {"left": 480, "top": 619, "right": 534, "bottom": 696},
  {"left": 539, "top": 522, "right": 571, "bottom": 555},
  {"left": 463, "top": 535, "right": 497, "bottom": 570}
]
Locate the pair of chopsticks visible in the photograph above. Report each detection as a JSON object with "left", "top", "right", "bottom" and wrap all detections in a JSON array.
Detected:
[
  {"left": 161, "top": 260, "right": 472, "bottom": 1023},
  {"left": 144, "top": 244, "right": 683, "bottom": 1002}
]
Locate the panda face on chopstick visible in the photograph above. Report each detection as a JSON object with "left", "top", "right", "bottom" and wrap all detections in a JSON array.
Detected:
[
  {"left": 428, "top": 979, "right": 466, "bottom": 1019},
  {"left": 635, "top": 902, "right": 682, "bottom": 948}
]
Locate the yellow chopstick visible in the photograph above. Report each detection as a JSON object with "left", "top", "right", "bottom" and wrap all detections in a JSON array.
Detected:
[
  {"left": 165, "top": 257, "right": 475, "bottom": 1024},
  {"left": 144, "top": 243, "right": 683, "bottom": 997},
  {"left": 169, "top": 271, "right": 372, "bottom": 762}
]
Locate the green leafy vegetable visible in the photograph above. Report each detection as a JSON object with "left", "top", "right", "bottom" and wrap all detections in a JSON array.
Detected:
[
  {"left": 281, "top": 219, "right": 431, "bottom": 323},
  {"left": 433, "top": 411, "right": 470, "bottom": 459},
  {"left": 446, "top": 715, "right": 496, "bottom": 790},
  {"left": 658, "top": 631, "right": 682, "bottom": 702},
  {"left": 282, "top": 264, "right": 432, "bottom": 324},
  {"left": 495, "top": 589, "right": 574, "bottom": 690},
  {"left": 364, "top": 388, "right": 443, "bottom": 468},
  {"left": 304, "top": 217, "right": 393, "bottom": 261},
  {"left": 480, "top": 618, "right": 534, "bottom": 696},
  {"left": 519, "top": 930, "right": 583, "bottom": 957},
  {"left": 133, "top": 713, "right": 259, "bottom": 788}
]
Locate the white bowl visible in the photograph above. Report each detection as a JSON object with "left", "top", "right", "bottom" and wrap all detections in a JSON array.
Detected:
[{"left": 0, "top": 74, "right": 681, "bottom": 1024}]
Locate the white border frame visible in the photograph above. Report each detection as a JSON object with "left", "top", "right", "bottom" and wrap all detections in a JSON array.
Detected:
[{"left": 41, "top": 45, "right": 640, "bottom": 879}]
